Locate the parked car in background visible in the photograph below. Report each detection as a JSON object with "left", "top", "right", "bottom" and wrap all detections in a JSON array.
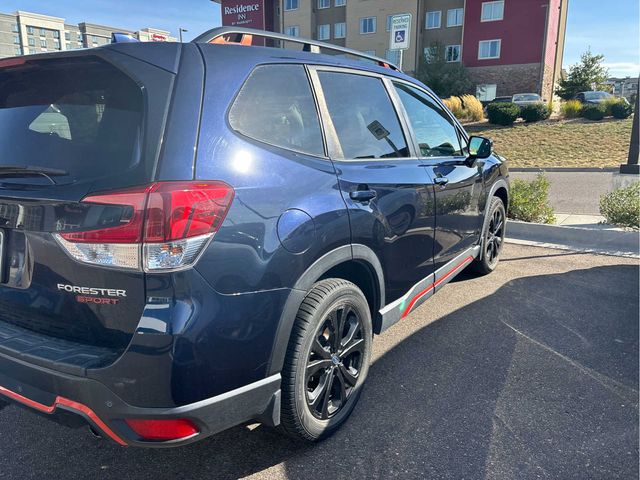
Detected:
[
  {"left": 574, "top": 91, "right": 615, "bottom": 104},
  {"left": 512, "top": 93, "right": 543, "bottom": 106}
]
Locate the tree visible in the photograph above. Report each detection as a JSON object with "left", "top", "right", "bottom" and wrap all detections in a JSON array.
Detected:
[
  {"left": 415, "top": 42, "right": 473, "bottom": 98},
  {"left": 556, "top": 49, "right": 609, "bottom": 100}
]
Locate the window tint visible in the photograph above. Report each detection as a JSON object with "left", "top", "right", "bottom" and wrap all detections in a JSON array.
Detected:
[
  {"left": 394, "top": 83, "right": 463, "bottom": 157},
  {"left": 229, "top": 65, "right": 324, "bottom": 157},
  {"left": 0, "top": 56, "right": 144, "bottom": 182},
  {"left": 318, "top": 72, "right": 409, "bottom": 159}
]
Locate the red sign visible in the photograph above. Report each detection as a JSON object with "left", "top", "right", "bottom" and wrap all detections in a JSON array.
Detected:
[
  {"left": 221, "top": 0, "right": 265, "bottom": 29},
  {"left": 151, "top": 33, "right": 168, "bottom": 42}
]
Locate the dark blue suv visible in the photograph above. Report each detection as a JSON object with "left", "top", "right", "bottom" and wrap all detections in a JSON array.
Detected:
[{"left": 0, "top": 28, "right": 508, "bottom": 446}]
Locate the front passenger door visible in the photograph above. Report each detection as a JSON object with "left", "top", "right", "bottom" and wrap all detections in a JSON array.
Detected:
[{"left": 392, "top": 83, "right": 484, "bottom": 272}]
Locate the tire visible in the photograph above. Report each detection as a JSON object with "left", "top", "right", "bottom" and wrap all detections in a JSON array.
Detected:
[
  {"left": 471, "top": 196, "right": 506, "bottom": 275},
  {"left": 280, "top": 278, "right": 373, "bottom": 442}
]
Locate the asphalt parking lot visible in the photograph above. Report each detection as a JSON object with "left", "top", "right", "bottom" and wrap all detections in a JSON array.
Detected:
[{"left": 0, "top": 244, "right": 637, "bottom": 480}]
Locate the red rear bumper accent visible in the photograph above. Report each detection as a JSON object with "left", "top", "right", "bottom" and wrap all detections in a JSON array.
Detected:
[{"left": 0, "top": 384, "right": 127, "bottom": 446}]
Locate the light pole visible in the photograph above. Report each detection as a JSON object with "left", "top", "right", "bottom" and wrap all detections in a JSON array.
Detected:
[{"left": 179, "top": 28, "right": 188, "bottom": 43}]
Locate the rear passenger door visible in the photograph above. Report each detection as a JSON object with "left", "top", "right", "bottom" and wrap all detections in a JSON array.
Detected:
[
  {"left": 391, "top": 82, "right": 484, "bottom": 272},
  {"left": 309, "top": 67, "right": 437, "bottom": 304}
]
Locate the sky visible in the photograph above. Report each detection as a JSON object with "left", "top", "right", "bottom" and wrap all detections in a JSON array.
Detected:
[{"left": 3, "top": 0, "right": 639, "bottom": 77}]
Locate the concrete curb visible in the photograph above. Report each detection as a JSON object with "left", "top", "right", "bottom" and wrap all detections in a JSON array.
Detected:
[
  {"left": 506, "top": 220, "right": 639, "bottom": 258},
  {"left": 510, "top": 167, "right": 618, "bottom": 173}
]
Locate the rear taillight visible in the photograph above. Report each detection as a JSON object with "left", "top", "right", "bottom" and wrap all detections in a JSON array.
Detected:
[{"left": 55, "top": 181, "right": 234, "bottom": 272}]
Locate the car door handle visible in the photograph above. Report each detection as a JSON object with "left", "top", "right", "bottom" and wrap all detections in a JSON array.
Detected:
[
  {"left": 434, "top": 176, "right": 449, "bottom": 186},
  {"left": 350, "top": 189, "right": 377, "bottom": 202}
]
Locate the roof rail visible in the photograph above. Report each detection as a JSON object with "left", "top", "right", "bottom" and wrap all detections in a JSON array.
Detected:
[{"left": 191, "top": 27, "right": 400, "bottom": 72}]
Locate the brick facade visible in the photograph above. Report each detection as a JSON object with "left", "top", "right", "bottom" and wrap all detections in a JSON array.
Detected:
[{"left": 467, "top": 63, "right": 544, "bottom": 98}]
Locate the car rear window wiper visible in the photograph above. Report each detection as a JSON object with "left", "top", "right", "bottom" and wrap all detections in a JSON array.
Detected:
[{"left": 0, "top": 165, "right": 70, "bottom": 185}]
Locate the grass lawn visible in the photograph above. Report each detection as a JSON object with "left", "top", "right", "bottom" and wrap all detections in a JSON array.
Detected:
[{"left": 467, "top": 117, "right": 633, "bottom": 168}]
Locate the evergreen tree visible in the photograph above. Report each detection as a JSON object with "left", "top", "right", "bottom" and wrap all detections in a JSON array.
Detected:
[
  {"left": 415, "top": 42, "right": 473, "bottom": 98},
  {"left": 556, "top": 49, "right": 609, "bottom": 100}
]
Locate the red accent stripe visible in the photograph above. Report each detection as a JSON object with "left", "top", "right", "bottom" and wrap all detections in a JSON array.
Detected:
[
  {"left": 0, "top": 385, "right": 127, "bottom": 446},
  {"left": 401, "top": 256, "right": 474, "bottom": 319}
]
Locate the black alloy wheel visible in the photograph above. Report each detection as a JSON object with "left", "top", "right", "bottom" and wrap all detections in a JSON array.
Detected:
[
  {"left": 485, "top": 203, "right": 505, "bottom": 266},
  {"left": 280, "top": 278, "right": 372, "bottom": 441},
  {"left": 305, "top": 303, "right": 364, "bottom": 420},
  {"left": 471, "top": 196, "right": 506, "bottom": 275}
]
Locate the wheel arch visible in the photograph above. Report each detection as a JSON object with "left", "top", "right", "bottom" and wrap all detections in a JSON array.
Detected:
[{"left": 266, "top": 244, "right": 385, "bottom": 376}]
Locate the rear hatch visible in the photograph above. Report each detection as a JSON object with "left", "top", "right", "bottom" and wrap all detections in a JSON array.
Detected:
[{"left": 0, "top": 51, "right": 175, "bottom": 353}]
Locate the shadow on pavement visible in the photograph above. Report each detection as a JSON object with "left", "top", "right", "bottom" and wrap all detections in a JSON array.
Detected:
[{"left": 1, "top": 264, "right": 637, "bottom": 480}]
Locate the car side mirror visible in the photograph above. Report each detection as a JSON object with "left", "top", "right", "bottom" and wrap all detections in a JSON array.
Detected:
[{"left": 466, "top": 136, "right": 492, "bottom": 165}]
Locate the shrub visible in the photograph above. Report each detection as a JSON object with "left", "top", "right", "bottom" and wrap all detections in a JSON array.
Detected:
[
  {"left": 602, "top": 97, "right": 619, "bottom": 117},
  {"left": 581, "top": 103, "right": 606, "bottom": 121},
  {"left": 460, "top": 94, "right": 484, "bottom": 121},
  {"left": 508, "top": 174, "right": 555, "bottom": 224},
  {"left": 443, "top": 96, "right": 464, "bottom": 118},
  {"left": 611, "top": 100, "right": 633, "bottom": 119},
  {"left": 599, "top": 182, "right": 640, "bottom": 228},
  {"left": 561, "top": 100, "right": 583, "bottom": 118},
  {"left": 520, "top": 102, "right": 551, "bottom": 123},
  {"left": 486, "top": 102, "right": 520, "bottom": 126}
]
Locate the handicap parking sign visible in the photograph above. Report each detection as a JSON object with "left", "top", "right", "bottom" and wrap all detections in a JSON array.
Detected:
[{"left": 389, "top": 14, "right": 411, "bottom": 50}]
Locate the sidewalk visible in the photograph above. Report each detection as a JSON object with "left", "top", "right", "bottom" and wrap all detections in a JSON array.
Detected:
[{"left": 510, "top": 171, "right": 613, "bottom": 215}]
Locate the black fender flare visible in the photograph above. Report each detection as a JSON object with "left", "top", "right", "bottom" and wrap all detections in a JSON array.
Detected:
[{"left": 266, "top": 244, "right": 385, "bottom": 376}]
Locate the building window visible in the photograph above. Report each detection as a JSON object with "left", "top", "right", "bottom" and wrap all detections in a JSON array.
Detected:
[
  {"left": 40, "top": 39, "right": 47, "bottom": 48},
  {"left": 318, "top": 0, "right": 330, "bottom": 9},
  {"left": 15, "top": 47, "right": 22, "bottom": 56},
  {"left": 12, "top": 23, "right": 19, "bottom": 33},
  {"left": 40, "top": 28, "right": 46, "bottom": 37},
  {"left": 13, "top": 35, "right": 20, "bottom": 44},
  {"left": 285, "top": 26, "right": 300, "bottom": 37},
  {"left": 53, "top": 30, "right": 60, "bottom": 39},
  {"left": 447, "top": 8, "right": 464, "bottom": 27},
  {"left": 92, "top": 36, "right": 98, "bottom": 44},
  {"left": 476, "top": 84, "right": 497, "bottom": 101},
  {"left": 54, "top": 40, "right": 61, "bottom": 49},
  {"left": 363, "top": 50, "right": 376, "bottom": 56},
  {"left": 426, "top": 11, "right": 442, "bottom": 29},
  {"left": 77, "top": 33, "right": 83, "bottom": 42},
  {"left": 28, "top": 38, "right": 35, "bottom": 47},
  {"left": 445, "top": 45, "right": 461, "bottom": 62},
  {"left": 481, "top": 1, "right": 504, "bottom": 22},
  {"left": 359, "top": 17, "right": 376, "bottom": 34},
  {"left": 335, "top": 0, "right": 346, "bottom": 6},
  {"left": 423, "top": 46, "right": 437, "bottom": 63},
  {"left": 65, "top": 32, "right": 70, "bottom": 41},
  {"left": 27, "top": 26, "right": 34, "bottom": 35},
  {"left": 29, "top": 48, "right": 37, "bottom": 55},
  {"left": 478, "top": 39, "right": 501, "bottom": 59},
  {"left": 385, "top": 49, "right": 401, "bottom": 65},
  {"left": 285, "top": 0, "right": 299, "bottom": 11},
  {"left": 317, "top": 24, "right": 330, "bottom": 40},
  {"left": 334, "top": 22, "right": 346, "bottom": 38}
]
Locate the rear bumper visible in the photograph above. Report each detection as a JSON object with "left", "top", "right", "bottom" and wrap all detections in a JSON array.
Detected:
[{"left": 0, "top": 351, "right": 280, "bottom": 447}]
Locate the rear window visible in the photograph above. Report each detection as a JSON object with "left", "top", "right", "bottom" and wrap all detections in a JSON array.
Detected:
[{"left": 0, "top": 57, "right": 143, "bottom": 183}]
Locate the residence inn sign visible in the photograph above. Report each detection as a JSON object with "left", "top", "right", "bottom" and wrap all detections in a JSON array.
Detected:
[{"left": 221, "top": 0, "right": 267, "bottom": 29}]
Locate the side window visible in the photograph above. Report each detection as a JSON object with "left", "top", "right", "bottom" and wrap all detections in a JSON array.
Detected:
[
  {"left": 394, "top": 83, "right": 463, "bottom": 157},
  {"left": 317, "top": 72, "right": 409, "bottom": 159},
  {"left": 229, "top": 65, "right": 324, "bottom": 157}
]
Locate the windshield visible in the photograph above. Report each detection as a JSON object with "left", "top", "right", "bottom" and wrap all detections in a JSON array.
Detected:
[
  {"left": 584, "top": 91, "right": 612, "bottom": 100},
  {"left": 0, "top": 57, "right": 143, "bottom": 184},
  {"left": 513, "top": 94, "right": 541, "bottom": 102}
]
